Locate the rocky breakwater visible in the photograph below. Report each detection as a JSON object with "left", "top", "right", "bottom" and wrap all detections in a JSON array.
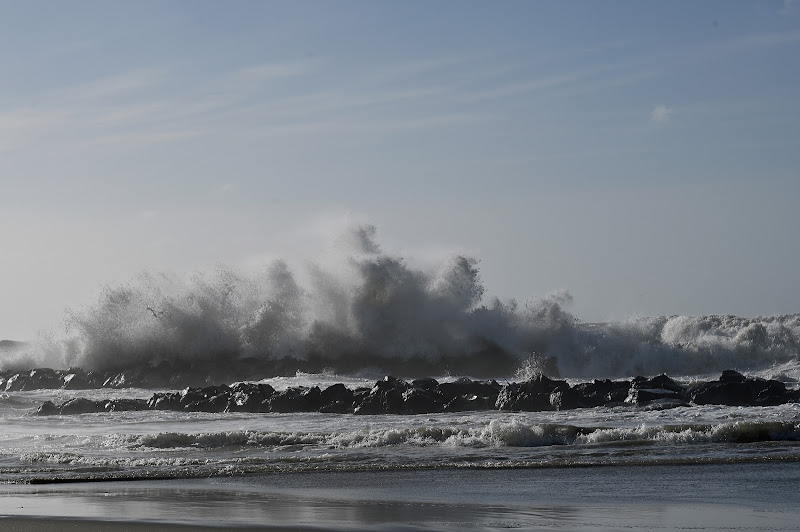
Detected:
[
  {"left": 34, "top": 370, "right": 800, "bottom": 416},
  {"left": 1, "top": 358, "right": 306, "bottom": 392}
]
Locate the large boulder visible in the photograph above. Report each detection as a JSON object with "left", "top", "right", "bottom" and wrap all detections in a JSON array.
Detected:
[
  {"left": 573, "top": 379, "right": 630, "bottom": 407},
  {"left": 318, "top": 383, "right": 355, "bottom": 413},
  {"left": 27, "top": 368, "right": 64, "bottom": 389},
  {"left": 182, "top": 384, "right": 232, "bottom": 412},
  {"left": 104, "top": 399, "right": 148, "bottom": 412},
  {"left": 62, "top": 369, "right": 102, "bottom": 389},
  {"left": 354, "top": 376, "right": 409, "bottom": 414},
  {"left": 495, "top": 374, "right": 574, "bottom": 411},
  {"left": 625, "top": 374, "right": 686, "bottom": 405},
  {"left": 36, "top": 401, "right": 60, "bottom": 416},
  {"left": 148, "top": 392, "right": 182, "bottom": 410},
  {"left": 59, "top": 398, "right": 104, "bottom": 415},
  {"left": 437, "top": 377, "right": 500, "bottom": 402},
  {"left": 401, "top": 386, "right": 444, "bottom": 414},
  {"left": 268, "top": 386, "right": 322, "bottom": 412},
  {"left": 226, "top": 382, "right": 275, "bottom": 413},
  {"left": 689, "top": 370, "right": 790, "bottom": 406}
]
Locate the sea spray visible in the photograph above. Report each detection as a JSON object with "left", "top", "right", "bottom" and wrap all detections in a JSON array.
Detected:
[{"left": 1, "top": 225, "right": 799, "bottom": 379}]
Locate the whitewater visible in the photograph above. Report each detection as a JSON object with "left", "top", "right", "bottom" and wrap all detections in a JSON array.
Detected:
[{"left": 2, "top": 226, "right": 800, "bottom": 530}]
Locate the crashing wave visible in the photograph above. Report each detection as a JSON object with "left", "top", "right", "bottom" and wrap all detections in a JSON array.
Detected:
[{"left": 1, "top": 225, "right": 798, "bottom": 379}]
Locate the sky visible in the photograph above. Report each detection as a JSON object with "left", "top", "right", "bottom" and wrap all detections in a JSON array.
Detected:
[{"left": 1, "top": 0, "right": 799, "bottom": 340}]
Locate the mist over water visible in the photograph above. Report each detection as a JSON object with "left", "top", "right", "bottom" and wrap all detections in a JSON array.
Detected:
[{"left": 2, "top": 225, "right": 799, "bottom": 380}]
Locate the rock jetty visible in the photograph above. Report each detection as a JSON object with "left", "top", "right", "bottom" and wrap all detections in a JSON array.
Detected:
[{"left": 32, "top": 370, "right": 800, "bottom": 416}]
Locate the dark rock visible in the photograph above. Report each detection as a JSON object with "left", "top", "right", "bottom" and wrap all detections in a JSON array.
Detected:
[
  {"left": 186, "top": 393, "right": 229, "bottom": 413},
  {"left": 4, "top": 374, "right": 28, "bottom": 392},
  {"left": 754, "top": 380, "right": 788, "bottom": 406},
  {"left": 268, "top": 386, "right": 322, "bottom": 412},
  {"left": 625, "top": 374, "right": 687, "bottom": 405},
  {"left": 625, "top": 387, "right": 684, "bottom": 404},
  {"left": 401, "top": 387, "right": 444, "bottom": 414},
  {"left": 354, "top": 376, "right": 409, "bottom": 415},
  {"left": 104, "top": 399, "right": 148, "bottom": 412},
  {"left": 36, "top": 401, "right": 60, "bottom": 416},
  {"left": 631, "top": 374, "right": 686, "bottom": 394},
  {"left": 319, "top": 383, "right": 353, "bottom": 406},
  {"left": 690, "top": 372, "right": 790, "bottom": 406},
  {"left": 720, "top": 369, "right": 746, "bottom": 383},
  {"left": 495, "top": 374, "right": 571, "bottom": 411},
  {"left": 443, "top": 394, "right": 493, "bottom": 412},
  {"left": 148, "top": 392, "right": 181, "bottom": 410},
  {"left": 62, "top": 369, "right": 102, "bottom": 389},
  {"left": 28, "top": 368, "right": 64, "bottom": 389},
  {"left": 59, "top": 398, "right": 103, "bottom": 415},
  {"left": 103, "top": 372, "right": 133, "bottom": 388},
  {"left": 437, "top": 377, "right": 500, "bottom": 402},
  {"left": 549, "top": 387, "right": 581, "bottom": 410},
  {"left": 227, "top": 382, "right": 275, "bottom": 412},
  {"left": 573, "top": 379, "right": 630, "bottom": 407},
  {"left": 183, "top": 385, "right": 232, "bottom": 412},
  {"left": 411, "top": 377, "right": 439, "bottom": 391}
]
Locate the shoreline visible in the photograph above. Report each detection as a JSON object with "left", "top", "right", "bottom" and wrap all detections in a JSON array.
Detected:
[
  {"left": 0, "top": 517, "right": 304, "bottom": 532},
  {"left": 3, "top": 463, "right": 800, "bottom": 531}
]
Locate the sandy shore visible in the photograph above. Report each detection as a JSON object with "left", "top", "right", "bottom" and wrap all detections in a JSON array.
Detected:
[
  {"left": 0, "top": 517, "right": 305, "bottom": 531},
  {"left": 3, "top": 464, "right": 800, "bottom": 531}
]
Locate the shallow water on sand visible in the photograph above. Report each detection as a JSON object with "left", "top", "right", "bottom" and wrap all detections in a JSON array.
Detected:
[{"left": 2, "top": 462, "right": 800, "bottom": 530}]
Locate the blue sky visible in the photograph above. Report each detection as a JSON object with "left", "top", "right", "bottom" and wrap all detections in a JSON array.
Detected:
[{"left": 1, "top": 1, "right": 799, "bottom": 339}]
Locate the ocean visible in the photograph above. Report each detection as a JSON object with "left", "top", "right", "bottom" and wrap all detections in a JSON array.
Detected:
[{"left": 1, "top": 243, "right": 800, "bottom": 529}]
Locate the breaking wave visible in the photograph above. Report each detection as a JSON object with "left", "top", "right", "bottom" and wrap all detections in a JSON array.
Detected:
[
  {"left": 24, "top": 420, "right": 800, "bottom": 455},
  {"left": 2, "top": 225, "right": 799, "bottom": 379}
]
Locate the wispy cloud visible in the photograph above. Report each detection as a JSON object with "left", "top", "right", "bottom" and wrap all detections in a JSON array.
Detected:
[
  {"left": 58, "top": 68, "right": 167, "bottom": 101},
  {"left": 0, "top": 108, "right": 71, "bottom": 151},
  {"left": 651, "top": 104, "right": 673, "bottom": 123},
  {"left": 89, "top": 129, "right": 207, "bottom": 149}
]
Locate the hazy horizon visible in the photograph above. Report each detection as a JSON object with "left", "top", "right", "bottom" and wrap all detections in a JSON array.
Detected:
[{"left": 2, "top": 1, "right": 799, "bottom": 341}]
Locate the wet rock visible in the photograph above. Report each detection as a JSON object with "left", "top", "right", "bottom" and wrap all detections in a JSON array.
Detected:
[
  {"left": 27, "top": 368, "right": 64, "bottom": 389},
  {"left": 625, "top": 374, "right": 686, "bottom": 405},
  {"left": 354, "top": 376, "right": 409, "bottom": 415},
  {"left": 689, "top": 371, "right": 789, "bottom": 406},
  {"left": 495, "top": 374, "right": 571, "bottom": 411},
  {"left": 318, "top": 383, "right": 354, "bottom": 413},
  {"left": 226, "top": 382, "right": 275, "bottom": 412},
  {"left": 549, "top": 387, "right": 581, "bottom": 410},
  {"left": 411, "top": 377, "right": 439, "bottom": 391},
  {"left": 443, "top": 394, "right": 492, "bottom": 412},
  {"left": 62, "top": 369, "right": 102, "bottom": 389},
  {"left": 104, "top": 399, "right": 148, "bottom": 412},
  {"left": 268, "top": 386, "right": 322, "bottom": 413},
  {"left": 148, "top": 392, "right": 182, "bottom": 410},
  {"left": 59, "top": 398, "right": 104, "bottom": 415},
  {"left": 720, "top": 369, "right": 747, "bottom": 383},
  {"left": 3, "top": 374, "right": 28, "bottom": 392},
  {"left": 102, "top": 372, "right": 133, "bottom": 389},
  {"left": 36, "top": 401, "right": 60, "bottom": 416},
  {"left": 573, "top": 379, "right": 630, "bottom": 407},
  {"left": 183, "top": 385, "right": 232, "bottom": 412},
  {"left": 437, "top": 377, "right": 500, "bottom": 403},
  {"left": 401, "top": 386, "right": 444, "bottom": 414}
]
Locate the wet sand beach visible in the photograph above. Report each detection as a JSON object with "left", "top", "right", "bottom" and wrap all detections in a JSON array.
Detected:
[{"left": 2, "top": 463, "right": 800, "bottom": 531}]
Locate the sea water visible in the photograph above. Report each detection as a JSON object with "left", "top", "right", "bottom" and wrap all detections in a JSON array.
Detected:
[
  {"left": 1, "top": 374, "right": 800, "bottom": 530},
  {"left": 1, "top": 229, "right": 800, "bottom": 529}
]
